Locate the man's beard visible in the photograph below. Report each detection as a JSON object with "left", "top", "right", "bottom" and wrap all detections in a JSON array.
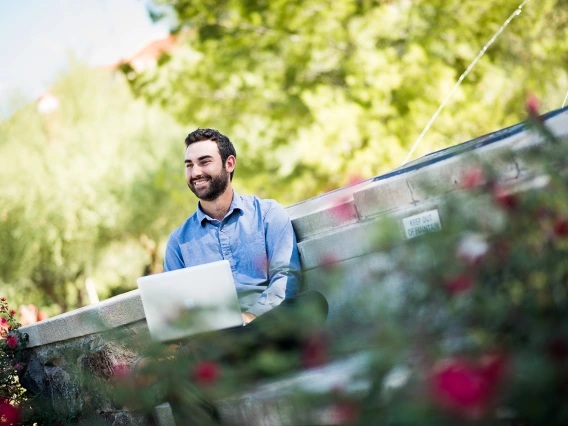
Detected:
[{"left": 188, "top": 167, "right": 230, "bottom": 202}]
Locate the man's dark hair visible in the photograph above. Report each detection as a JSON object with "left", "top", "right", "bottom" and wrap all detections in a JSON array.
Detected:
[{"left": 185, "top": 128, "right": 237, "bottom": 180}]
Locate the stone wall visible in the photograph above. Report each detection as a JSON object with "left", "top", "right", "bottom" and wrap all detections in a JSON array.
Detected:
[
  {"left": 19, "top": 293, "right": 149, "bottom": 424},
  {"left": 17, "top": 107, "right": 568, "bottom": 425}
]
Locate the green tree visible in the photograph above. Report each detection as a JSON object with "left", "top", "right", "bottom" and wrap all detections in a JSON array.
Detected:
[
  {"left": 0, "top": 64, "right": 190, "bottom": 313},
  {"left": 133, "top": 0, "right": 568, "bottom": 201}
]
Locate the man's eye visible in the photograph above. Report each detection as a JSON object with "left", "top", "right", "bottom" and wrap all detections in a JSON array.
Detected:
[{"left": 186, "top": 164, "right": 193, "bottom": 168}]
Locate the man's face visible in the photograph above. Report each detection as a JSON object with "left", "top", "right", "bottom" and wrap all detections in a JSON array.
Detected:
[{"left": 185, "top": 140, "right": 232, "bottom": 202}]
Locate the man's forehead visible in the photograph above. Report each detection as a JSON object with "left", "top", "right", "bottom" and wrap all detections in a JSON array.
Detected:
[{"left": 185, "top": 140, "right": 220, "bottom": 160}]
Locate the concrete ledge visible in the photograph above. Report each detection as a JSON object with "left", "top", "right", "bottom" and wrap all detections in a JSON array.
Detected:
[
  {"left": 298, "top": 219, "right": 382, "bottom": 271},
  {"left": 286, "top": 180, "right": 373, "bottom": 221},
  {"left": 154, "top": 403, "right": 176, "bottom": 426},
  {"left": 20, "top": 290, "right": 145, "bottom": 348},
  {"left": 298, "top": 199, "right": 445, "bottom": 271},
  {"left": 289, "top": 108, "right": 568, "bottom": 240},
  {"left": 352, "top": 134, "right": 541, "bottom": 221},
  {"left": 292, "top": 200, "right": 359, "bottom": 242}
]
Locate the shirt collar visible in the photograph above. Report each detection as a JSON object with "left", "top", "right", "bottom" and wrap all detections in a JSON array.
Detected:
[{"left": 196, "top": 190, "right": 244, "bottom": 226}]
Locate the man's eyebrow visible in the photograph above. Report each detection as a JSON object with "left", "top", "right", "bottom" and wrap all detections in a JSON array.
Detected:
[{"left": 185, "top": 155, "right": 214, "bottom": 163}]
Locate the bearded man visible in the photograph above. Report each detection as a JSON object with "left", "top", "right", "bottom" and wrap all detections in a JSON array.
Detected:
[
  {"left": 137, "top": 129, "right": 328, "bottom": 422},
  {"left": 164, "top": 128, "right": 325, "bottom": 324}
]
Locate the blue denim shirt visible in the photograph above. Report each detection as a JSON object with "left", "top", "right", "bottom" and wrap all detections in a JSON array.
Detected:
[{"left": 164, "top": 191, "right": 301, "bottom": 317}]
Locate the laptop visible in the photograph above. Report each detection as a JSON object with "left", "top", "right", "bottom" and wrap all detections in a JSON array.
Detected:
[{"left": 137, "top": 260, "right": 244, "bottom": 342}]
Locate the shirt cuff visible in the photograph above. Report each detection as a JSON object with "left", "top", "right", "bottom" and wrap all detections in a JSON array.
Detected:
[{"left": 246, "top": 301, "right": 276, "bottom": 318}]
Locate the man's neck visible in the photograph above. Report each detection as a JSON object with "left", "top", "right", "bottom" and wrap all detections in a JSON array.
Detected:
[{"left": 199, "top": 187, "right": 234, "bottom": 221}]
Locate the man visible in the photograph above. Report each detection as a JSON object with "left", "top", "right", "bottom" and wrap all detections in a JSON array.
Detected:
[
  {"left": 136, "top": 129, "right": 327, "bottom": 422},
  {"left": 164, "top": 128, "right": 302, "bottom": 323}
]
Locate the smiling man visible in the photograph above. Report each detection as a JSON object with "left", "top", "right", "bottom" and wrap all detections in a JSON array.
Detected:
[
  {"left": 147, "top": 129, "right": 328, "bottom": 421},
  {"left": 164, "top": 128, "right": 303, "bottom": 323}
]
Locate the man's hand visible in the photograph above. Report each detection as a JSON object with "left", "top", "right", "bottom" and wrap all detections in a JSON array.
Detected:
[{"left": 242, "top": 312, "right": 256, "bottom": 324}]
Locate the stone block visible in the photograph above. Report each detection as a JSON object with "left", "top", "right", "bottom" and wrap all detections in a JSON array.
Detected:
[
  {"left": 20, "top": 290, "right": 145, "bottom": 348},
  {"left": 45, "top": 366, "right": 82, "bottom": 414},
  {"left": 80, "top": 342, "right": 138, "bottom": 381},
  {"left": 154, "top": 403, "right": 176, "bottom": 426},
  {"left": 298, "top": 219, "right": 382, "bottom": 271},
  {"left": 100, "top": 291, "right": 145, "bottom": 329},
  {"left": 19, "top": 351, "right": 46, "bottom": 396},
  {"left": 292, "top": 200, "right": 359, "bottom": 242},
  {"left": 285, "top": 179, "right": 374, "bottom": 220},
  {"left": 354, "top": 155, "right": 469, "bottom": 219}
]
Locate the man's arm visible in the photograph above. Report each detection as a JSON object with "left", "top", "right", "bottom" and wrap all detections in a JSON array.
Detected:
[
  {"left": 164, "top": 233, "right": 185, "bottom": 272},
  {"left": 246, "top": 201, "right": 301, "bottom": 318}
]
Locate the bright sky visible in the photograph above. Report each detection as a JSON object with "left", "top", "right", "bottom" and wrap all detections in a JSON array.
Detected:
[{"left": 0, "top": 0, "right": 170, "bottom": 117}]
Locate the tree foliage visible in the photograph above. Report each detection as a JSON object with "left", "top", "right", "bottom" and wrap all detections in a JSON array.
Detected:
[
  {"left": 138, "top": 0, "right": 568, "bottom": 200},
  {"left": 0, "top": 65, "right": 189, "bottom": 312}
]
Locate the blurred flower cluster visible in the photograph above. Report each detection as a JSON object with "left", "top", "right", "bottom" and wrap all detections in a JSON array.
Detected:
[
  {"left": 0, "top": 298, "right": 25, "bottom": 425},
  {"left": 360, "top": 106, "right": 568, "bottom": 425}
]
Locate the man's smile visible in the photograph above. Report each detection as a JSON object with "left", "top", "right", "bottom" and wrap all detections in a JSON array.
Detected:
[{"left": 192, "top": 178, "right": 210, "bottom": 187}]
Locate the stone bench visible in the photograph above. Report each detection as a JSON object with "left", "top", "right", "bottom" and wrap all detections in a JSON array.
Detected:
[{"left": 18, "top": 107, "right": 568, "bottom": 425}]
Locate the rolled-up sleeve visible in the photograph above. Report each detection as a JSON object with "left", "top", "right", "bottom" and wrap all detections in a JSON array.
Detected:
[{"left": 246, "top": 202, "right": 301, "bottom": 317}]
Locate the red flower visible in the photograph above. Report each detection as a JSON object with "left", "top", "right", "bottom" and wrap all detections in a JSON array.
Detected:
[
  {"left": 444, "top": 275, "right": 474, "bottom": 295},
  {"left": 0, "top": 401, "right": 20, "bottom": 425},
  {"left": 462, "top": 168, "right": 484, "bottom": 189},
  {"left": 0, "top": 297, "right": 6, "bottom": 302},
  {"left": 5, "top": 334, "right": 18, "bottom": 349},
  {"left": 525, "top": 93, "right": 540, "bottom": 118},
  {"left": 320, "top": 253, "right": 339, "bottom": 270},
  {"left": 0, "top": 318, "right": 7, "bottom": 329},
  {"left": 479, "top": 353, "right": 508, "bottom": 384},
  {"left": 553, "top": 219, "right": 568, "bottom": 238},
  {"left": 333, "top": 402, "right": 359, "bottom": 424},
  {"left": 492, "top": 186, "right": 518, "bottom": 210},
  {"left": 347, "top": 174, "right": 364, "bottom": 186},
  {"left": 330, "top": 196, "right": 356, "bottom": 222},
  {"left": 535, "top": 207, "right": 552, "bottom": 222},
  {"left": 112, "top": 364, "right": 130, "bottom": 380},
  {"left": 301, "top": 332, "right": 328, "bottom": 368},
  {"left": 430, "top": 354, "right": 507, "bottom": 419},
  {"left": 192, "top": 360, "right": 220, "bottom": 385},
  {"left": 8, "top": 310, "right": 15, "bottom": 316}
]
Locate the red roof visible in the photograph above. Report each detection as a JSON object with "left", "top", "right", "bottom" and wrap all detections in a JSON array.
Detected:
[{"left": 124, "top": 34, "right": 178, "bottom": 64}]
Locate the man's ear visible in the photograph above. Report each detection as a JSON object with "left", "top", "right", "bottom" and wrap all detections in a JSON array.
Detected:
[{"left": 225, "top": 155, "right": 236, "bottom": 173}]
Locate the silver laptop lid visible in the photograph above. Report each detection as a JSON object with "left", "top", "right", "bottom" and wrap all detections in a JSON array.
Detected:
[{"left": 137, "top": 260, "right": 243, "bottom": 342}]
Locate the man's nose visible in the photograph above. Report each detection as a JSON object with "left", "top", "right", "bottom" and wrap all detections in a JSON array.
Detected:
[{"left": 190, "top": 165, "right": 203, "bottom": 178}]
